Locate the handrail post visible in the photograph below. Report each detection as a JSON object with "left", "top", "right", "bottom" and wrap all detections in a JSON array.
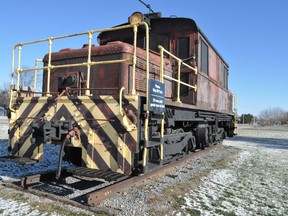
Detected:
[
  {"left": 46, "top": 38, "right": 53, "bottom": 96},
  {"left": 159, "top": 46, "right": 164, "bottom": 83},
  {"left": 143, "top": 21, "right": 149, "bottom": 107},
  {"left": 176, "top": 59, "right": 181, "bottom": 103},
  {"left": 131, "top": 25, "right": 138, "bottom": 95},
  {"left": 160, "top": 46, "right": 165, "bottom": 161},
  {"left": 85, "top": 32, "right": 92, "bottom": 96},
  {"left": 142, "top": 21, "right": 150, "bottom": 129},
  {"left": 144, "top": 21, "right": 150, "bottom": 121},
  {"left": 160, "top": 112, "right": 164, "bottom": 161},
  {"left": 9, "top": 46, "right": 17, "bottom": 113},
  {"left": 141, "top": 21, "right": 150, "bottom": 171},
  {"left": 16, "top": 45, "right": 22, "bottom": 90},
  {"left": 119, "top": 87, "right": 125, "bottom": 116}
]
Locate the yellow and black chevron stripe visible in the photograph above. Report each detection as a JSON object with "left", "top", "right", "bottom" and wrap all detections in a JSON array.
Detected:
[{"left": 9, "top": 94, "right": 139, "bottom": 175}]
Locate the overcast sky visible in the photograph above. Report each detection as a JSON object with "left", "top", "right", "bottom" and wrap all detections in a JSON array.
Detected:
[{"left": 0, "top": 0, "right": 287, "bottom": 116}]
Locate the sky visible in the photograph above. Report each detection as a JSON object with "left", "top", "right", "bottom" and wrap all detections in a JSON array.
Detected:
[{"left": 0, "top": 0, "right": 287, "bottom": 116}]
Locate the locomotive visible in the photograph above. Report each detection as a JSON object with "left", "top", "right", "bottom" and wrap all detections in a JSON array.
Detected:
[{"left": 4, "top": 12, "right": 237, "bottom": 177}]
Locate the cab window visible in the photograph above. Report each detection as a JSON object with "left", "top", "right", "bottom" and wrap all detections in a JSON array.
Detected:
[
  {"left": 200, "top": 39, "right": 209, "bottom": 75},
  {"left": 177, "top": 37, "right": 190, "bottom": 59},
  {"left": 150, "top": 34, "right": 169, "bottom": 53}
]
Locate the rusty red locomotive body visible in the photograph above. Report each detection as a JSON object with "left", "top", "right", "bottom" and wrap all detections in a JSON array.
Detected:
[{"left": 5, "top": 12, "right": 237, "bottom": 176}]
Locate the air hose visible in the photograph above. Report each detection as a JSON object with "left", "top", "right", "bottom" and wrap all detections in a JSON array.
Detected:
[
  {"left": 55, "top": 137, "right": 69, "bottom": 180},
  {"left": 55, "top": 127, "right": 81, "bottom": 180}
]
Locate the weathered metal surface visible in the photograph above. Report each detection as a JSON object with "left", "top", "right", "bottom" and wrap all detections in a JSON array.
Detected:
[
  {"left": 9, "top": 95, "right": 139, "bottom": 176},
  {"left": 21, "top": 174, "right": 41, "bottom": 188},
  {"left": 42, "top": 41, "right": 173, "bottom": 98},
  {"left": 66, "top": 167, "right": 128, "bottom": 182},
  {"left": 20, "top": 171, "right": 71, "bottom": 188}
]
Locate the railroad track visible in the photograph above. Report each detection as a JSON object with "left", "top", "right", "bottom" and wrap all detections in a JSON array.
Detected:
[{"left": 3, "top": 144, "right": 221, "bottom": 212}]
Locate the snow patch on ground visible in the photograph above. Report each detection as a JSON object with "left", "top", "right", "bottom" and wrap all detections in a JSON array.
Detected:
[
  {"left": 0, "top": 198, "right": 50, "bottom": 216},
  {"left": 179, "top": 126, "right": 288, "bottom": 215}
]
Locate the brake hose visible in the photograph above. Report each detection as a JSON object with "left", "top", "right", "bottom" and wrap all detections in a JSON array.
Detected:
[{"left": 55, "top": 137, "right": 69, "bottom": 180}]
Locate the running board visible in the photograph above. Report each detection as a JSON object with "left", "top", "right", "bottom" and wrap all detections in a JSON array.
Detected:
[{"left": 0, "top": 156, "right": 38, "bottom": 165}]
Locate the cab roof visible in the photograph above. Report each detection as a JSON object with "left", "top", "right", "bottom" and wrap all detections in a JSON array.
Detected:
[{"left": 98, "top": 13, "right": 228, "bottom": 67}]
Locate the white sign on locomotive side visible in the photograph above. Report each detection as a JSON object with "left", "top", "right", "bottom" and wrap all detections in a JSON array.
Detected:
[{"left": 148, "top": 79, "right": 165, "bottom": 113}]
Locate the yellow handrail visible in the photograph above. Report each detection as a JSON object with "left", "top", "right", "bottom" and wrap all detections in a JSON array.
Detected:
[
  {"left": 10, "top": 23, "right": 141, "bottom": 97},
  {"left": 119, "top": 87, "right": 125, "bottom": 116},
  {"left": 158, "top": 45, "right": 197, "bottom": 74},
  {"left": 16, "top": 45, "right": 22, "bottom": 90},
  {"left": 47, "top": 38, "right": 53, "bottom": 95},
  {"left": 233, "top": 94, "right": 238, "bottom": 135},
  {"left": 86, "top": 32, "right": 92, "bottom": 96},
  {"left": 140, "top": 21, "right": 150, "bottom": 169},
  {"left": 18, "top": 58, "right": 132, "bottom": 73},
  {"left": 131, "top": 25, "right": 138, "bottom": 95},
  {"left": 158, "top": 45, "right": 198, "bottom": 103}
]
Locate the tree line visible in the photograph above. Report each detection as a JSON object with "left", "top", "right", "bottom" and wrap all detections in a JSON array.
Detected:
[
  {"left": 0, "top": 84, "right": 9, "bottom": 110},
  {"left": 0, "top": 70, "right": 35, "bottom": 110},
  {"left": 257, "top": 107, "right": 288, "bottom": 126},
  {"left": 240, "top": 107, "right": 288, "bottom": 126}
]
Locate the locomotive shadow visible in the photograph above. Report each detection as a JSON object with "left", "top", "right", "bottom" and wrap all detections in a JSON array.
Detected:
[{"left": 228, "top": 136, "right": 288, "bottom": 150}]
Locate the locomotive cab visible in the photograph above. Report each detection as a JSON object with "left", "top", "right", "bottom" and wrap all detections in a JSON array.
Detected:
[
  {"left": 98, "top": 13, "right": 199, "bottom": 105},
  {"left": 98, "top": 12, "right": 230, "bottom": 111}
]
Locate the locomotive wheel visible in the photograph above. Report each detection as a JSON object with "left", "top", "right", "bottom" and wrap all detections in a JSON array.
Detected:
[
  {"left": 197, "top": 124, "right": 209, "bottom": 149},
  {"left": 186, "top": 135, "right": 196, "bottom": 153}
]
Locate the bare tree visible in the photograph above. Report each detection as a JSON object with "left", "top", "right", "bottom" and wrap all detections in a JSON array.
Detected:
[
  {"left": 0, "top": 83, "right": 10, "bottom": 109},
  {"left": 258, "top": 107, "right": 288, "bottom": 125},
  {"left": 13, "top": 67, "right": 43, "bottom": 92},
  {"left": 13, "top": 69, "right": 35, "bottom": 89}
]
